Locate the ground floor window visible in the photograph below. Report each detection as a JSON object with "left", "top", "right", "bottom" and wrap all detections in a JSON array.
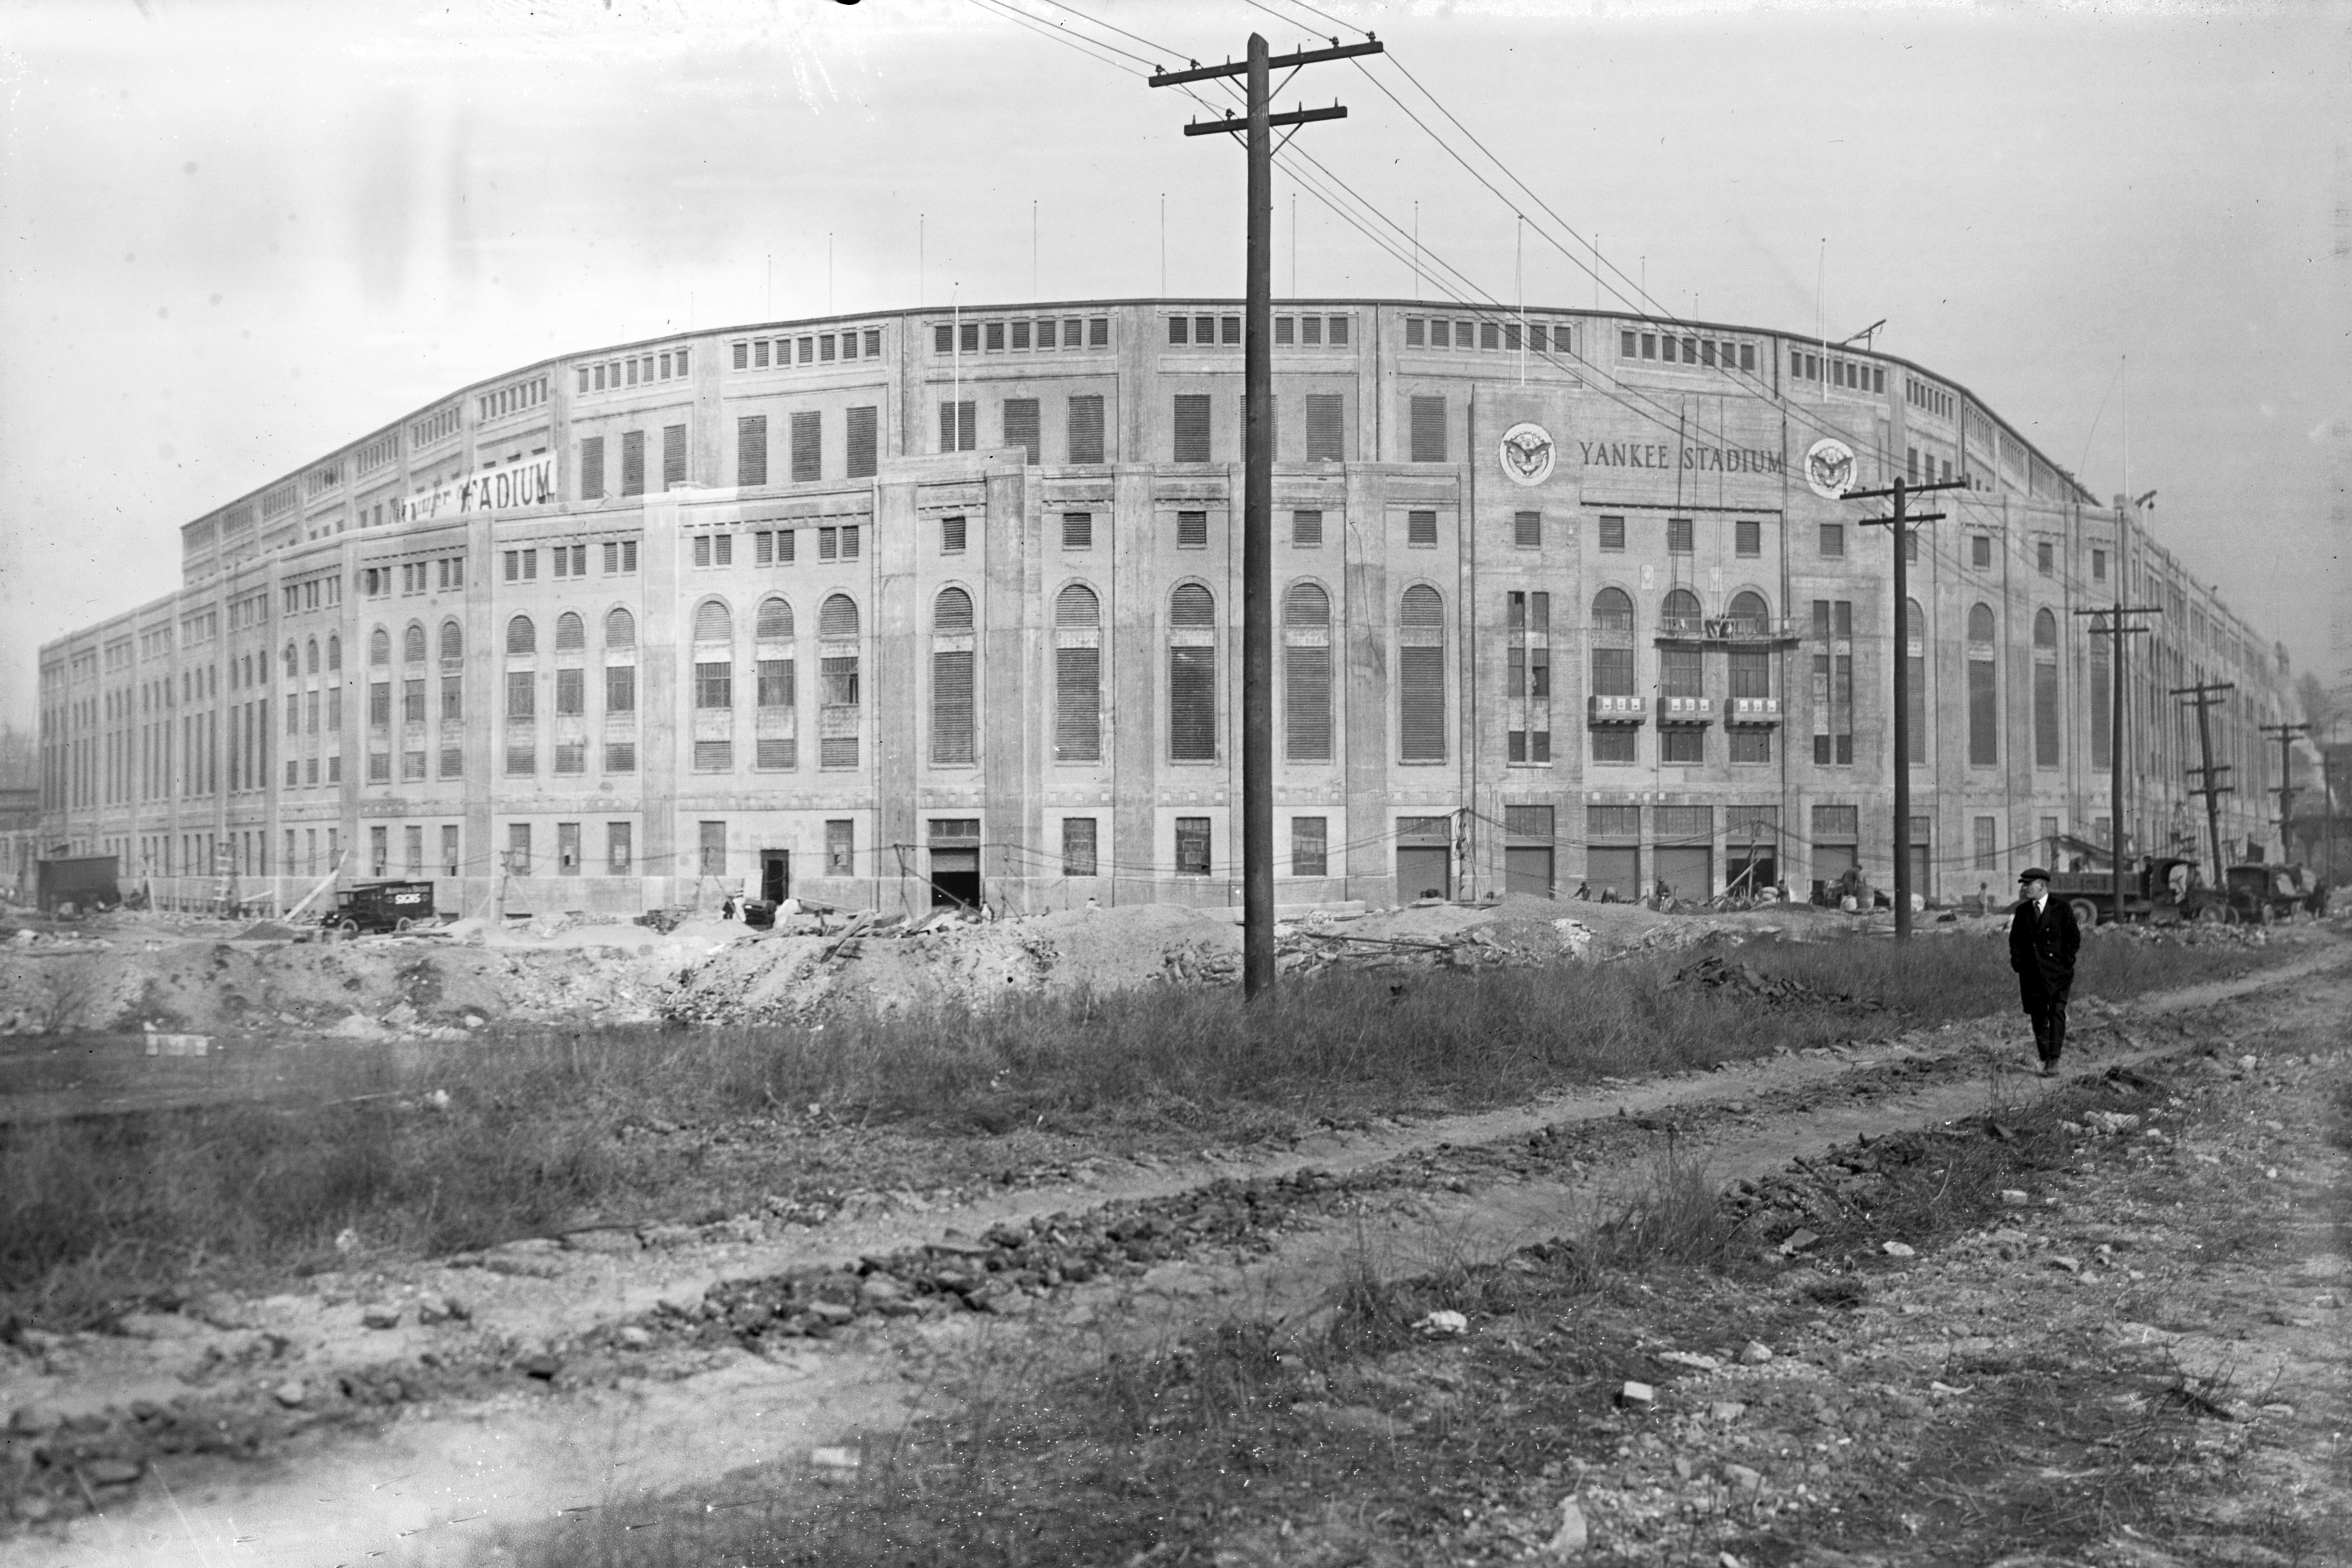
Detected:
[{"left": 1175, "top": 817, "right": 1212, "bottom": 876}]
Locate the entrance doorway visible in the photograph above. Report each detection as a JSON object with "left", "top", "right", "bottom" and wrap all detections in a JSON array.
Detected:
[
  {"left": 1586, "top": 846, "right": 1640, "bottom": 901},
  {"left": 760, "top": 850, "right": 790, "bottom": 905},
  {"left": 1655, "top": 846, "right": 1711, "bottom": 903},
  {"left": 1504, "top": 846, "right": 1554, "bottom": 898},
  {"left": 927, "top": 817, "right": 982, "bottom": 909}
]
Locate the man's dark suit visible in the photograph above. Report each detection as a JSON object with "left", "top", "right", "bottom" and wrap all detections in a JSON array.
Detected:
[{"left": 2008, "top": 894, "right": 2082, "bottom": 1067}]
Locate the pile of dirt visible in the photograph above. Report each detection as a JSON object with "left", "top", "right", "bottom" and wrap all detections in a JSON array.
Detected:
[{"left": 1670, "top": 953, "right": 1883, "bottom": 1009}]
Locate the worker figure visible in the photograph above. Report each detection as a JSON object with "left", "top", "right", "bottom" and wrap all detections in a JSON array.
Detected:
[{"left": 2008, "top": 867, "right": 2081, "bottom": 1078}]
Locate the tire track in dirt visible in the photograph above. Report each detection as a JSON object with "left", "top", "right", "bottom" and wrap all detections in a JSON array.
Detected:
[{"left": 9, "top": 935, "right": 2343, "bottom": 1567}]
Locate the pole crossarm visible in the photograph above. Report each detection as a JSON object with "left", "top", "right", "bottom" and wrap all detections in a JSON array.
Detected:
[
  {"left": 1842, "top": 478, "right": 1970, "bottom": 503},
  {"left": 1149, "top": 39, "right": 1384, "bottom": 86},
  {"left": 2171, "top": 682, "right": 2239, "bottom": 874},
  {"left": 1185, "top": 104, "right": 1347, "bottom": 135},
  {"left": 1856, "top": 511, "right": 1944, "bottom": 528}
]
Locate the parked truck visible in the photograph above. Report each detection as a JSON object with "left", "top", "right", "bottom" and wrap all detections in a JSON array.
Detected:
[
  {"left": 319, "top": 880, "right": 437, "bottom": 939},
  {"left": 2046, "top": 855, "right": 2229, "bottom": 929}
]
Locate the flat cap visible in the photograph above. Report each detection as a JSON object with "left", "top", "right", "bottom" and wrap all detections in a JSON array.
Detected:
[{"left": 2017, "top": 867, "right": 2051, "bottom": 883}]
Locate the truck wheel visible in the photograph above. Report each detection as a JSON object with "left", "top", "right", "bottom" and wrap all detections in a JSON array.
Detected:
[
  {"left": 2192, "top": 904, "right": 2226, "bottom": 926},
  {"left": 338, "top": 918, "right": 360, "bottom": 941},
  {"left": 396, "top": 916, "right": 414, "bottom": 933},
  {"left": 2068, "top": 898, "right": 2100, "bottom": 931}
]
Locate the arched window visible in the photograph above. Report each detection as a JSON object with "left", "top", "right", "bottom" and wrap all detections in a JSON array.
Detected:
[
  {"left": 604, "top": 607, "right": 635, "bottom": 648},
  {"left": 305, "top": 637, "right": 320, "bottom": 675},
  {"left": 932, "top": 588, "right": 976, "bottom": 765},
  {"left": 693, "top": 601, "right": 732, "bottom": 710},
  {"left": 2032, "top": 609, "right": 2060, "bottom": 767},
  {"left": 1967, "top": 603, "right": 1997, "bottom": 766},
  {"left": 283, "top": 642, "right": 298, "bottom": 680},
  {"left": 1054, "top": 584, "right": 1101, "bottom": 763},
  {"left": 820, "top": 593, "right": 859, "bottom": 641},
  {"left": 2090, "top": 617, "right": 2113, "bottom": 771},
  {"left": 506, "top": 616, "right": 536, "bottom": 656},
  {"left": 327, "top": 635, "right": 341, "bottom": 671},
  {"left": 556, "top": 612, "right": 585, "bottom": 651},
  {"left": 1399, "top": 586, "right": 1447, "bottom": 762},
  {"left": 1284, "top": 581, "right": 1332, "bottom": 762},
  {"left": 1661, "top": 588, "right": 1703, "bottom": 637},
  {"left": 1169, "top": 584, "right": 1216, "bottom": 761},
  {"left": 818, "top": 595, "right": 860, "bottom": 768},
  {"left": 370, "top": 628, "right": 391, "bottom": 666},
  {"left": 439, "top": 621, "right": 462, "bottom": 663},
  {"left": 1727, "top": 591, "right": 1769, "bottom": 636},
  {"left": 755, "top": 597, "right": 793, "bottom": 642},
  {"left": 403, "top": 624, "right": 426, "bottom": 664},
  {"left": 1590, "top": 588, "right": 1635, "bottom": 697}
]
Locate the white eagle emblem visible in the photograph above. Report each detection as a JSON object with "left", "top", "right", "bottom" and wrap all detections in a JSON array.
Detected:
[
  {"left": 1804, "top": 437, "right": 1857, "bottom": 499},
  {"left": 1498, "top": 421, "right": 1555, "bottom": 486}
]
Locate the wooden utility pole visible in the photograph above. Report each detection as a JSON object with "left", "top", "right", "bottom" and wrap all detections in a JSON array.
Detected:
[
  {"left": 1846, "top": 474, "right": 1964, "bottom": 939},
  {"left": 2075, "top": 604, "right": 2161, "bottom": 924},
  {"left": 2172, "top": 681, "right": 2236, "bottom": 878},
  {"left": 2257, "top": 721, "right": 2309, "bottom": 862},
  {"left": 1152, "top": 33, "right": 1381, "bottom": 1000}
]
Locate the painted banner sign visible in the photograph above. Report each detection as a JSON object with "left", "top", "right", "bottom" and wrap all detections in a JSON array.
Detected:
[{"left": 400, "top": 454, "right": 556, "bottom": 526}]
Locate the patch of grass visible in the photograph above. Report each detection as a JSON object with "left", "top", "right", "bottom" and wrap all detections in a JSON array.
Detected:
[{"left": 0, "top": 934, "right": 2294, "bottom": 1327}]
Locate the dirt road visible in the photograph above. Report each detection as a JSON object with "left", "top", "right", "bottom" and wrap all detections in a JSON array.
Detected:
[{"left": 6, "top": 935, "right": 2345, "bottom": 1566}]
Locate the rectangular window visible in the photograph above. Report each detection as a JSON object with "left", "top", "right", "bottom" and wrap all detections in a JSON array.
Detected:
[
  {"left": 1291, "top": 509, "right": 1323, "bottom": 547},
  {"left": 931, "top": 648, "right": 975, "bottom": 765},
  {"left": 819, "top": 528, "right": 837, "bottom": 560},
  {"left": 1177, "top": 510, "right": 1208, "bottom": 548},
  {"left": 1407, "top": 510, "right": 1438, "bottom": 547},
  {"left": 1819, "top": 523, "right": 1845, "bottom": 558},
  {"left": 846, "top": 405, "right": 878, "bottom": 477},
  {"left": 1974, "top": 815, "right": 1998, "bottom": 871},
  {"left": 556, "top": 668, "right": 584, "bottom": 715},
  {"left": 940, "top": 400, "right": 976, "bottom": 453},
  {"left": 1514, "top": 510, "right": 1541, "bottom": 548},
  {"left": 1173, "top": 394, "right": 1212, "bottom": 462},
  {"left": 1303, "top": 393, "right": 1344, "bottom": 462},
  {"left": 825, "top": 819, "right": 854, "bottom": 876},
  {"left": 1972, "top": 535, "right": 1993, "bottom": 569},
  {"left": 1062, "top": 512, "right": 1092, "bottom": 550},
  {"left": 556, "top": 822, "right": 581, "bottom": 877},
  {"left": 1067, "top": 395, "right": 1105, "bottom": 464},
  {"left": 1668, "top": 517, "right": 1693, "bottom": 554},
  {"left": 2037, "top": 541, "right": 2054, "bottom": 576},
  {"left": 621, "top": 430, "right": 645, "bottom": 496},
  {"left": 695, "top": 661, "right": 733, "bottom": 709},
  {"left": 1969, "top": 657, "right": 1998, "bottom": 766},
  {"left": 1599, "top": 515, "right": 1626, "bottom": 551},
  {"left": 1409, "top": 396, "right": 1447, "bottom": 462},
  {"left": 694, "top": 535, "right": 712, "bottom": 568},
  {"left": 606, "top": 665, "right": 636, "bottom": 713},
  {"left": 1290, "top": 817, "right": 1329, "bottom": 878},
  {"left": 505, "top": 822, "right": 530, "bottom": 877},
  {"left": 1735, "top": 519, "right": 1761, "bottom": 556},
  {"left": 1661, "top": 728, "right": 1704, "bottom": 764},
  {"left": 693, "top": 739, "right": 732, "bottom": 771},
  {"left": 662, "top": 424, "right": 686, "bottom": 489},
  {"left": 1056, "top": 642, "right": 1100, "bottom": 761},
  {"left": 606, "top": 822, "right": 632, "bottom": 875},
  {"left": 737, "top": 416, "right": 768, "bottom": 486},
  {"left": 1061, "top": 817, "right": 1098, "bottom": 878},
  {"left": 506, "top": 670, "right": 534, "bottom": 719},
  {"left": 579, "top": 436, "right": 605, "bottom": 500},
  {"left": 1168, "top": 316, "right": 1189, "bottom": 344},
  {"left": 790, "top": 411, "right": 821, "bottom": 482},
  {"left": 1001, "top": 398, "right": 1040, "bottom": 464},
  {"left": 604, "top": 740, "right": 636, "bottom": 773},
  {"left": 941, "top": 515, "right": 967, "bottom": 554},
  {"left": 698, "top": 821, "right": 727, "bottom": 877},
  {"left": 1170, "top": 646, "right": 1216, "bottom": 760},
  {"left": 1175, "top": 817, "right": 1212, "bottom": 876},
  {"left": 756, "top": 657, "right": 793, "bottom": 708},
  {"left": 2092, "top": 547, "right": 2107, "bottom": 581}
]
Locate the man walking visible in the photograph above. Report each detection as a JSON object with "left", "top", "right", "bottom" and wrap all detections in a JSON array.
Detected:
[{"left": 2008, "top": 867, "right": 2081, "bottom": 1077}]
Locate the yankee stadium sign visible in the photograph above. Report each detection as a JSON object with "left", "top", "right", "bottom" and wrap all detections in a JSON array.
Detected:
[{"left": 399, "top": 453, "right": 557, "bottom": 526}]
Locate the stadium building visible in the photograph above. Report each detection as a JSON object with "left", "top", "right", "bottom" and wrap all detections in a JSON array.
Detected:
[{"left": 34, "top": 297, "right": 2296, "bottom": 916}]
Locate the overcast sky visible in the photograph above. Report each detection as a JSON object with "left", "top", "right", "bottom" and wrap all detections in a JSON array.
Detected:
[{"left": 2, "top": 0, "right": 2344, "bottom": 725}]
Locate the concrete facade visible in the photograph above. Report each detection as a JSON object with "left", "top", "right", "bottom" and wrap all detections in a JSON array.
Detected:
[{"left": 36, "top": 298, "right": 2296, "bottom": 918}]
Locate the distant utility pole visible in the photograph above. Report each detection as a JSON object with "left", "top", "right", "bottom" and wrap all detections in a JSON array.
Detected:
[
  {"left": 2076, "top": 604, "right": 2160, "bottom": 922},
  {"left": 2258, "top": 721, "right": 2309, "bottom": 862},
  {"left": 2173, "top": 680, "right": 2237, "bottom": 878},
  {"left": 1152, "top": 31, "right": 1382, "bottom": 1002},
  {"left": 1846, "top": 473, "right": 1965, "bottom": 939}
]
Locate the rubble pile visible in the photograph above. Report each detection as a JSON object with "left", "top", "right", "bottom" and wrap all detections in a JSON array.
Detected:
[
  {"left": 1721, "top": 1127, "right": 1939, "bottom": 1247},
  {"left": 1671, "top": 953, "right": 1884, "bottom": 1010}
]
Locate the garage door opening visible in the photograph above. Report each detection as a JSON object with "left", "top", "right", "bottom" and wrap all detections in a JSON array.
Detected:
[
  {"left": 929, "top": 817, "right": 981, "bottom": 909},
  {"left": 760, "top": 849, "right": 790, "bottom": 905},
  {"left": 1396, "top": 816, "right": 1453, "bottom": 902}
]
